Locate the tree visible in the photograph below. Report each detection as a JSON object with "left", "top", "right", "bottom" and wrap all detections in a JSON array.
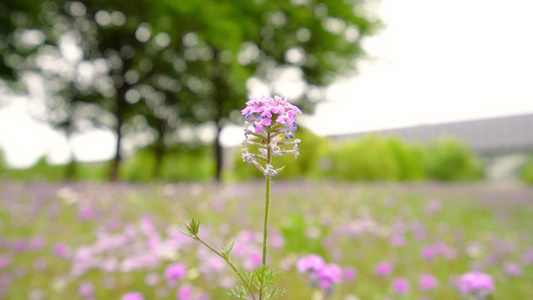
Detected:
[
  {"left": 1, "top": 0, "right": 381, "bottom": 181},
  {"left": 162, "top": 0, "right": 381, "bottom": 180},
  {"left": 2, "top": 0, "right": 201, "bottom": 180}
]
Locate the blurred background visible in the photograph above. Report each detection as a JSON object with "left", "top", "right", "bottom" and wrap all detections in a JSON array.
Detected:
[
  {"left": 1, "top": 0, "right": 533, "bottom": 184},
  {"left": 2, "top": 1, "right": 533, "bottom": 299}
]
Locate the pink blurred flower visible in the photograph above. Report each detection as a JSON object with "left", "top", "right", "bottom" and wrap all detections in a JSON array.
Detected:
[
  {"left": 456, "top": 272, "right": 494, "bottom": 296},
  {"left": 343, "top": 266, "right": 357, "bottom": 282},
  {"left": 12, "top": 239, "right": 28, "bottom": 252},
  {"left": 375, "top": 262, "right": 394, "bottom": 277},
  {"left": 426, "top": 199, "right": 441, "bottom": 215},
  {"left": 504, "top": 262, "right": 523, "bottom": 277},
  {"left": 78, "top": 282, "right": 94, "bottom": 298},
  {"left": 317, "top": 263, "right": 342, "bottom": 284},
  {"left": 392, "top": 278, "right": 410, "bottom": 295},
  {"left": 176, "top": 284, "right": 208, "bottom": 300},
  {"left": 297, "top": 254, "right": 325, "bottom": 273},
  {"left": 0, "top": 255, "right": 11, "bottom": 269},
  {"left": 121, "top": 292, "right": 144, "bottom": 300},
  {"left": 78, "top": 206, "right": 96, "bottom": 221},
  {"left": 165, "top": 263, "right": 186, "bottom": 286},
  {"left": 29, "top": 236, "right": 46, "bottom": 250},
  {"left": 419, "top": 274, "right": 438, "bottom": 292},
  {"left": 390, "top": 234, "right": 405, "bottom": 247},
  {"left": 421, "top": 246, "right": 436, "bottom": 261},
  {"left": 521, "top": 247, "right": 533, "bottom": 266},
  {"left": 53, "top": 243, "right": 71, "bottom": 258}
]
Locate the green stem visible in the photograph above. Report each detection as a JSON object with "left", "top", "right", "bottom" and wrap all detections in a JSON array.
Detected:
[
  {"left": 195, "top": 237, "right": 257, "bottom": 300},
  {"left": 259, "top": 128, "right": 272, "bottom": 300},
  {"left": 261, "top": 178, "right": 271, "bottom": 267}
]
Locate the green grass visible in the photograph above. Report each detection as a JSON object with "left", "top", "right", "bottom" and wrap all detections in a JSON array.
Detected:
[{"left": 0, "top": 181, "right": 532, "bottom": 299}]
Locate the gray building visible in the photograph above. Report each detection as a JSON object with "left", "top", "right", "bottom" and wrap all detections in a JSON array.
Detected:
[{"left": 331, "top": 113, "right": 533, "bottom": 180}]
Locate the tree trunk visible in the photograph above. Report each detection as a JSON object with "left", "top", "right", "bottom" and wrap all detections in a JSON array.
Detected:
[
  {"left": 212, "top": 48, "right": 226, "bottom": 182},
  {"left": 214, "top": 123, "right": 223, "bottom": 182},
  {"left": 63, "top": 121, "right": 76, "bottom": 181},
  {"left": 153, "top": 140, "right": 165, "bottom": 179},
  {"left": 109, "top": 114, "right": 122, "bottom": 181},
  {"left": 65, "top": 158, "right": 77, "bottom": 181},
  {"left": 109, "top": 84, "right": 126, "bottom": 181}
]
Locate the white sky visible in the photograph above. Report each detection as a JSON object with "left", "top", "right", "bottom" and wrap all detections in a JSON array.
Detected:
[
  {"left": 302, "top": 0, "right": 533, "bottom": 135},
  {"left": 2, "top": 0, "right": 533, "bottom": 168}
]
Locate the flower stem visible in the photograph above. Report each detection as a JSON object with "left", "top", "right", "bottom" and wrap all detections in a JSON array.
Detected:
[
  {"left": 262, "top": 177, "right": 271, "bottom": 267},
  {"left": 259, "top": 128, "right": 272, "bottom": 300},
  {"left": 195, "top": 237, "right": 257, "bottom": 300}
]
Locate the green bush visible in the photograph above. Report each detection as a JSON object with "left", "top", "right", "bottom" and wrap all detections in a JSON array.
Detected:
[
  {"left": 233, "top": 127, "right": 328, "bottom": 180},
  {"left": 2, "top": 156, "right": 67, "bottom": 181},
  {"left": 160, "top": 146, "right": 213, "bottom": 182},
  {"left": 387, "top": 137, "right": 427, "bottom": 181},
  {"left": 322, "top": 135, "right": 408, "bottom": 181},
  {"left": 520, "top": 155, "right": 533, "bottom": 184},
  {"left": 423, "top": 137, "right": 484, "bottom": 181},
  {"left": 121, "top": 146, "right": 213, "bottom": 182},
  {"left": 121, "top": 148, "right": 157, "bottom": 182}
]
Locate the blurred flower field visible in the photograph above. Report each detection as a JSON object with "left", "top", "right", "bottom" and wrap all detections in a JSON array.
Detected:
[{"left": 0, "top": 181, "right": 532, "bottom": 299}]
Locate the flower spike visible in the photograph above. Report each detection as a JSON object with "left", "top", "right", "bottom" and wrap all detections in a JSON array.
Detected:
[{"left": 241, "top": 95, "right": 302, "bottom": 177}]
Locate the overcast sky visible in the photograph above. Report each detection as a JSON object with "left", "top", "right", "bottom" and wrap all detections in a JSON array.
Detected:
[{"left": 1, "top": 0, "right": 533, "bottom": 168}]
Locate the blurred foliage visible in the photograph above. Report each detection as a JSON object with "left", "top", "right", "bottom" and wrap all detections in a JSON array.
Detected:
[
  {"left": 323, "top": 135, "right": 406, "bottom": 181},
  {"left": 2, "top": 146, "right": 212, "bottom": 182},
  {"left": 121, "top": 145, "right": 213, "bottom": 182},
  {"left": 520, "top": 154, "right": 533, "bottom": 184},
  {"left": 1, "top": 134, "right": 488, "bottom": 182},
  {"left": 235, "top": 134, "right": 484, "bottom": 182},
  {"left": 0, "top": 0, "right": 382, "bottom": 181},
  {"left": 387, "top": 137, "right": 427, "bottom": 180},
  {"left": 232, "top": 126, "right": 328, "bottom": 180},
  {"left": 423, "top": 137, "right": 484, "bottom": 181}
]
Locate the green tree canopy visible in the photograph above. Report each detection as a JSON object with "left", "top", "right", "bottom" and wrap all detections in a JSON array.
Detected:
[{"left": 1, "top": 0, "right": 381, "bottom": 181}]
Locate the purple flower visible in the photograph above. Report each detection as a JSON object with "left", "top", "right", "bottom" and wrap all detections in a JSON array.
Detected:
[
  {"left": 521, "top": 247, "right": 533, "bottom": 265},
  {"left": 0, "top": 255, "right": 11, "bottom": 270},
  {"left": 253, "top": 117, "right": 272, "bottom": 134},
  {"left": 12, "top": 239, "right": 28, "bottom": 252},
  {"left": 343, "top": 266, "right": 357, "bottom": 282},
  {"left": 375, "top": 262, "right": 394, "bottom": 277},
  {"left": 241, "top": 95, "right": 302, "bottom": 176},
  {"left": 121, "top": 292, "right": 144, "bottom": 300},
  {"left": 177, "top": 284, "right": 193, "bottom": 300},
  {"left": 457, "top": 272, "right": 494, "bottom": 296},
  {"left": 317, "top": 263, "right": 342, "bottom": 284},
  {"left": 297, "top": 255, "right": 344, "bottom": 294},
  {"left": 419, "top": 274, "right": 438, "bottom": 292},
  {"left": 165, "top": 263, "right": 186, "bottom": 286},
  {"left": 53, "top": 243, "right": 70, "bottom": 258},
  {"left": 29, "top": 236, "right": 46, "bottom": 250},
  {"left": 176, "top": 284, "right": 208, "bottom": 300},
  {"left": 78, "top": 206, "right": 96, "bottom": 221},
  {"left": 390, "top": 234, "right": 405, "bottom": 247},
  {"left": 78, "top": 282, "right": 94, "bottom": 298},
  {"left": 504, "top": 262, "right": 523, "bottom": 277},
  {"left": 297, "top": 254, "right": 325, "bottom": 273},
  {"left": 426, "top": 198, "right": 441, "bottom": 215},
  {"left": 421, "top": 245, "right": 436, "bottom": 261},
  {"left": 392, "top": 278, "right": 410, "bottom": 295}
]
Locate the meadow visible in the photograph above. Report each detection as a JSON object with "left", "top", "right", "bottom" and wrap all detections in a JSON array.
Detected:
[{"left": 0, "top": 180, "right": 532, "bottom": 299}]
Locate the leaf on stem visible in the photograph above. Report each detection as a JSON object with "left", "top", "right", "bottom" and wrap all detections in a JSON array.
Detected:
[
  {"left": 176, "top": 219, "right": 200, "bottom": 239},
  {"left": 221, "top": 240, "right": 235, "bottom": 261},
  {"left": 228, "top": 286, "right": 249, "bottom": 299}
]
